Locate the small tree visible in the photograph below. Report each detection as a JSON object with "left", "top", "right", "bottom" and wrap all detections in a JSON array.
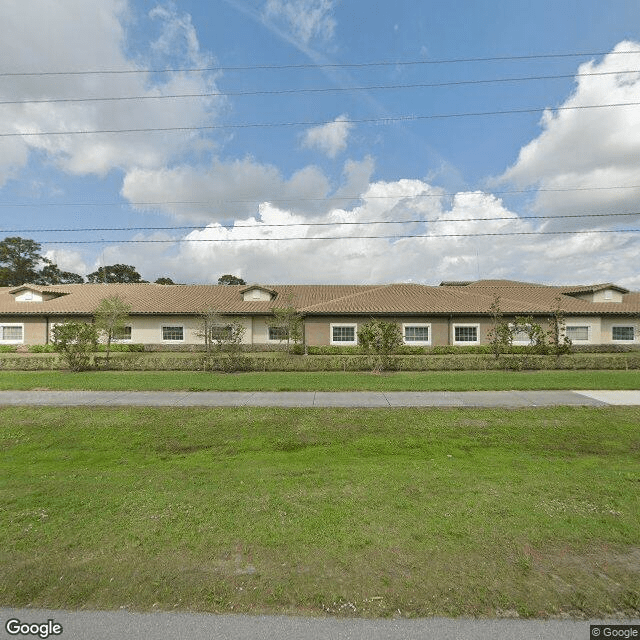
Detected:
[
  {"left": 52, "top": 321, "right": 98, "bottom": 371},
  {"left": 196, "top": 310, "right": 248, "bottom": 372},
  {"left": 358, "top": 319, "right": 403, "bottom": 372},
  {"left": 548, "top": 297, "right": 572, "bottom": 355},
  {"left": 513, "top": 315, "right": 547, "bottom": 354},
  {"left": 487, "top": 296, "right": 513, "bottom": 359},
  {"left": 268, "top": 305, "right": 303, "bottom": 354},
  {"left": 94, "top": 296, "right": 131, "bottom": 364}
]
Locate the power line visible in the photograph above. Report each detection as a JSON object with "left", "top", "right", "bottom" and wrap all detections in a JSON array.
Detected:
[
  {"left": 2, "top": 101, "right": 639, "bottom": 137},
  {"left": 36, "top": 229, "right": 640, "bottom": 244},
  {"left": 2, "top": 69, "right": 638, "bottom": 105},
  {"left": 0, "top": 184, "right": 638, "bottom": 209},
  {"left": 1, "top": 49, "right": 639, "bottom": 77},
  {"left": 3, "top": 211, "right": 640, "bottom": 234}
]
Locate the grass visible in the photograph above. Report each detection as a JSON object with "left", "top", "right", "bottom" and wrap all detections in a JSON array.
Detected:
[
  {"left": 1, "top": 405, "right": 639, "bottom": 618},
  {"left": 0, "top": 369, "right": 638, "bottom": 391}
]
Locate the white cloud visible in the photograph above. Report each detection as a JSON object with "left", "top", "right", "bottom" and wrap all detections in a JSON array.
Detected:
[
  {"left": 301, "top": 114, "right": 352, "bottom": 158},
  {"left": 101, "top": 174, "right": 640, "bottom": 290},
  {"left": 263, "top": 0, "right": 336, "bottom": 44},
  {"left": 43, "top": 249, "right": 89, "bottom": 278},
  {"left": 500, "top": 41, "right": 640, "bottom": 228},
  {"left": 0, "top": 0, "right": 222, "bottom": 184},
  {"left": 121, "top": 156, "right": 375, "bottom": 222}
]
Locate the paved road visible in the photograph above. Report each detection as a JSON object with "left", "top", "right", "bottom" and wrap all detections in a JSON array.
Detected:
[
  {"left": 2, "top": 608, "right": 639, "bottom": 640},
  {"left": 0, "top": 389, "right": 639, "bottom": 407}
]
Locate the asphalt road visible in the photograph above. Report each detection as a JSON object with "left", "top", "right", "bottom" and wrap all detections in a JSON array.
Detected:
[
  {"left": 0, "top": 389, "right": 639, "bottom": 407},
  {"left": 2, "top": 608, "right": 639, "bottom": 640}
]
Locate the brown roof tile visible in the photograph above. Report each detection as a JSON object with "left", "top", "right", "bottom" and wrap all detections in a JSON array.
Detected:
[{"left": 0, "top": 281, "right": 638, "bottom": 317}]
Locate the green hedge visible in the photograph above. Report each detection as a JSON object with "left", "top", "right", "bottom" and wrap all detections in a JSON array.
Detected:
[{"left": 2, "top": 352, "right": 640, "bottom": 372}]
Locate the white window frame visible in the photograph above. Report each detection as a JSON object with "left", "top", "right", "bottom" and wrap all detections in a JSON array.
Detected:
[
  {"left": 268, "top": 326, "right": 289, "bottom": 342},
  {"left": 612, "top": 325, "right": 635, "bottom": 342},
  {"left": 402, "top": 323, "right": 431, "bottom": 345},
  {"left": 510, "top": 323, "right": 533, "bottom": 346},
  {"left": 330, "top": 323, "right": 358, "bottom": 345},
  {"left": 453, "top": 323, "right": 480, "bottom": 345},
  {"left": 161, "top": 325, "right": 185, "bottom": 342},
  {"left": 565, "top": 325, "right": 590, "bottom": 342},
  {"left": 113, "top": 325, "right": 132, "bottom": 342},
  {"left": 0, "top": 323, "right": 24, "bottom": 344}
]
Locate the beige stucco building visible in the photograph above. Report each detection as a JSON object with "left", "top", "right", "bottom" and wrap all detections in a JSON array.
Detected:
[{"left": 0, "top": 280, "right": 638, "bottom": 348}]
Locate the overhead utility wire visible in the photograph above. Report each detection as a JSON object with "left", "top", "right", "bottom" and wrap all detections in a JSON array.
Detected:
[
  {"left": 1, "top": 49, "right": 639, "bottom": 76},
  {"left": 37, "top": 229, "right": 640, "bottom": 244},
  {"left": 1, "top": 69, "right": 638, "bottom": 105},
  {"left": 1, "top": 184, "right": 638, "bottom": 208},
  {"left": 3, "top": 211, "right": 640, "bottom": 234},
  {"left": 2, "top": 101, "right": 639, "bottom": 137}
]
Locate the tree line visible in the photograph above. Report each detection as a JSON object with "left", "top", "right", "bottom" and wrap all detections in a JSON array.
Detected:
[{"left": 0, "top": 236, "right": 246, "bottom": 286}]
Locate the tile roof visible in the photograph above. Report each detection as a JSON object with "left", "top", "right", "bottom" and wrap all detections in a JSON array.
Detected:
[{"left": 0, "top": 281, "right": 638, "bottom": 317}]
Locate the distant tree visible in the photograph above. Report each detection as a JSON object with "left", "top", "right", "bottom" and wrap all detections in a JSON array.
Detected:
[
  {"left": 358, "top": 319, "right": 403, "bottom": 372},
  {"left": 37, "top": 263, "right": 84, "bottom": 284},
  {"left": 0, "top": 236, "right": 43, "bottom": 285},
  {"left": 94, "top": 296, "right": 131, "bottom": 364},
  {"left": 86, "top": 264, "right": 145, "bottom": 283},
  {"left": 154, "top": 277, "right": 175, "bottom": 285},
  {"left": 52, "top": 321, "right": 97, "bottom": 371},
  {"left": 0, "top": 236, "right": 83, "bottom": 286},
  {"left": 217, "top": 274, "right": 246, "bottom": 286}
]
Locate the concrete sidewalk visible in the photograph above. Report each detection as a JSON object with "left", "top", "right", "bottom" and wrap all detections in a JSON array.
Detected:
[{"left": 0, "top": 389, "right": 639, "bottom": 407}]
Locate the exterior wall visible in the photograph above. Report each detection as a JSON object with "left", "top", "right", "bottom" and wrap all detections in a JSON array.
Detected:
[
  {"left": 0, "top": 316, "right": 48, "bottom": 345},
  {"left": 4, "top": 312, "right": 639, "bottom": 347},
  {"left": 573, "top": 290, "right": 624, "bottom": 303},
  {"left": 15, "top": 290, "right": 44, "bottom": 303},
  {"left": 563, "top": 316, "right": 602, "bottom": 345},
  {"left": 127, "top": 315, "right": 253, "bottom": 345},
  {"left": 600, "top": 316, "right": 639, "bottom": 344},
  {"left": 242, "top": 288, "right": 273, "bottom": 301},
  {"left": 304, "top": 316, "right": 451, "bottom": 346}
]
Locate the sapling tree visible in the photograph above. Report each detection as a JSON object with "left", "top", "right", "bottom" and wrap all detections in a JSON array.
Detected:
[
  {"left": 94, "top": 296, "right": 131, "bottom": 364},
  {"left": 358, "top": 319, "right": 403, "bottom": 372},
  {"left": 487, "top": 296, "right": 513, "bottom": 359},
  {"left": 268, "top": 305, "right": 303, "bottom": 354}
]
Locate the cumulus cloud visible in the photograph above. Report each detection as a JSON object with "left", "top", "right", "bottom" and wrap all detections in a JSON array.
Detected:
[
  {"left": 0, "top": 0, "right": 222, "bottom": 184},
  {"left": 43, "top": 249, "right": 89, "bottom": 278},
  {"left": 301, "top": 114, "right": 352, "bottom": 158},
  {"left": 103, "top": 173, "right": 640, "bottom": 290},
  {"left": 121, "top": 156, "right": 375, "bottom": 222},
  {"left": 500, "top": 41, "right": 640, "bottom": 228},
  {"left": 263, "top": 0, "right": 337, "bottom": 44}
]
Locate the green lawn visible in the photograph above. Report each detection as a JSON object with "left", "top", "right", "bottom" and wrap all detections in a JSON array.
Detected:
[
  {"left": 1, "top": 406, "right": 639, "bottom": 617},
  {"left": 0, "top": 369, "right": 639, "bottom": 391}
]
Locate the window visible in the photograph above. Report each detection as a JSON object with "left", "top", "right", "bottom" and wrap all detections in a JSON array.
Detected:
[
  {"left": 566, "top": 325, "right": 589, "bottom": 341},
  {"left": 113, "top": 326, "right": 132, "bottom": 341},
  {"left": 612, "top": 326, "right": 635, "bottom": 341},
  {"left": 210, "top": 325, "right": 232, "bottom": 341},
  {"left": 162, "top": 326, "right": 184, "bottom": 341},
  {"left": 0, "top": 324, "right": 23, "bottom": 343},
  {"left": 403, "top": 323, "right": 430, "bottom": 344},
  {"left": 268, "top": 326, "right": 288, "bottom": 341},
  {"left": 330, "top": 323, "right": 357, "bottom": 345},
  {"left": 453, "top": 324, "right": 479, "bottom": 344},
  {"left": 510, "top": 323, "right": 533, "bottom": 345}
]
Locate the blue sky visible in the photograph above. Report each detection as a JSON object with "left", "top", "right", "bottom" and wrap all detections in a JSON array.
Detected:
[{"left": 1, "top": 0, "right": 639, "bottom": 286}]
